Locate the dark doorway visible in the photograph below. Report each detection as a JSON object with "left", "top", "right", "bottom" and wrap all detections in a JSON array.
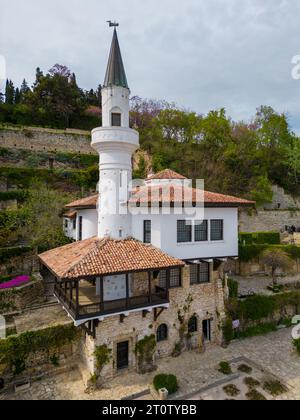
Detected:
[
  {"left": 117, "top": 341, "right": 129, "bottom": 370},
  {"left": 202, "top": 319, "right": 211, "bottom": 342}
]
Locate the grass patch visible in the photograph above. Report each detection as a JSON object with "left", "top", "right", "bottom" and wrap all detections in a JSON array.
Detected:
[
  {"left": 263, "top": 380, "right": 287, "bottom": 397},
  {"left": 237, "top": 323, "right": 277, "bottom": 339},
  {"left": 238, "top": 364, "right": 252, "bottom": 374},
  {"left": 223, "top": 384, "right": 240, "bottom": 397},
  {"left": 218, "top": 361, "right": 232, "bottom": 375}
]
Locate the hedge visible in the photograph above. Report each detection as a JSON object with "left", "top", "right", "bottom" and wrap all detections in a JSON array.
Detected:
[
  {"left": 227, "top": 292, "right": 300, "bottom": 322},
  {"left": 239, "top": 231, "right": 280, "bottom": 245},
  {"left": 239, "top": 244, "right": 300, "bottom": 262},
  {"left": 153, "top": 374, "right": 179, "bottom": 395},
  {"left": 0, "top": 166, "right": 99, "bottom": 191},
  {"left": 0, "top": 191, "right": 27, "bottom": 202},
  {"left": 0, "top": 246, "right": 32, "bottom": 263}
]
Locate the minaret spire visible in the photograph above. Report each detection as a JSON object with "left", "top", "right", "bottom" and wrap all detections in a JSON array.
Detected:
[{"left": 104, "top": 25, "right": 129, "bottom": 89}]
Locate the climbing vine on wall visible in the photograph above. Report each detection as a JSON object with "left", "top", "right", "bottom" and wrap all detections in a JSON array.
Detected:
[{"left": 0, "top": 323, "right": 80, "bottom": 376}]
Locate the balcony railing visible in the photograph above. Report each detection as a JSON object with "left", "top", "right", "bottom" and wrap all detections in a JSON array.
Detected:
[{"left": 54, "top": 284, "right": 169, "bottom": 321}]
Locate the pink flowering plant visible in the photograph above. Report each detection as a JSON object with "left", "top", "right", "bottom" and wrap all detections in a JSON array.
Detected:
[{"left": 0, "top": 275, "right": 30, "bottom": 290}]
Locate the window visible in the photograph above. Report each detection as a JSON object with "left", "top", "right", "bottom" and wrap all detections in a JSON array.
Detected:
[
  {"left": 190, "top": 263, "right": 210, "bottom": 285},
  {"left": 195, "top": 220, "right": 208, "bottom": 242},
  {"left": 73, "top": 218, "right": 76, "bottom": 230},
  {"left": 158, "top": 270, "right": 167, "bottom": 289},
  {"left": 143, "top": 220, "right": 151, "bottom": 244},
  {"left": 170, "top": 268, "right": 181, "bottom": 288},
  {"left": 158, "top": 269, "right": 181, "bottom": 289},
  {"left": 188, "top": 316, "right": 198, "bottom": 333},
  {"left": 78, "top": 216, "right": 83, "bottom": 241},
  {"left": 64, "top": 219, "right": 68, "bottom": 229},
  {"left": 157, "top": 324, "right": 168, "bottom": 342},
  {"left": 211, "top": 219, "right": 224, "bottom": 241},
  {"left": 112, "top": 113, "right": 121, "bottom": 126},
  {"left": 177, "top": 220, "right": 192, "bottom": 243}
]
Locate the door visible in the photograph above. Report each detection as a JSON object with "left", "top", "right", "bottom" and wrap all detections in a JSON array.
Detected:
[
  {"left": 117, "top": 341, "right": 129, "bottom": 370},
  {"left": 202, "top": 319, "right": 211, "bottom": 342}
]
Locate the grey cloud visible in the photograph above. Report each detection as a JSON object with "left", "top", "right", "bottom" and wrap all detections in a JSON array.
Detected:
[{"left": 1, "top": 0, "right": 300, "bottom": 131}]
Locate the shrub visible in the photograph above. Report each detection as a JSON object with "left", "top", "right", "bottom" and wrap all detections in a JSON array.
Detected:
[
  {"left": 293, "top": 338, "right": 300, "bottom": 354},
  {"left": 263, "top": 380, "right": 287, "bottom": 396},
  {"left": 218, "top": 361, "right": 232, "bottom": 375},
  {"left": 246, "top": 389, "right": 266, "bottom": 400},
  {"left": 239, "top": 244, "right": 300, "bottom": 263},
  {"left": 93, "top": 345, "right": 112, "bottom": 373},
  {"left": 238, "top": 323, "right": 277, "bottom": 339},
  {"left": 223, "top": 384, "right": 240, "bottom": 397},
  {"left": 244, "top": 377, "right": 260, "bottom": 389},
  {"left": 238, "top": 364, "right": 253, "bottom": 374},
  {"left": 0, "top": 246, "right": 32, "bottom": 263},
  {"left": 228, "top": 278, "right": 238, "bottom": 299},
  {"left": 239, "top": 232, "right": 280, "bottom": 245},
  {"left": 222, "top": 317, "right": 234, "bottom": 345},
  {"left": 153, "top": 374, "right": 178, "bottom": 395}
]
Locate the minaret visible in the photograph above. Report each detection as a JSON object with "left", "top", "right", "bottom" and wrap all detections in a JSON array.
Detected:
[{"left": 92, "top": 26, "right": 139, "bottom": 239}]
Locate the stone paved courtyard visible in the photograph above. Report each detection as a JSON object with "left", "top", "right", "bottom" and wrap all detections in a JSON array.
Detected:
[{"left": 1, "top": 327, "right": 299, "bottom": 400}]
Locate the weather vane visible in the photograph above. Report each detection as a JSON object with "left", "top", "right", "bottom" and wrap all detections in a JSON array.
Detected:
[{"left": 107, "top": 21, "right": 119, "bottom": 28}]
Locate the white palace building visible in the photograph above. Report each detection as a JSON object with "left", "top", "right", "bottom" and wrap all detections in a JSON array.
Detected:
[{"left": 39, "top": 27, "right": 254, "bottom": 379}]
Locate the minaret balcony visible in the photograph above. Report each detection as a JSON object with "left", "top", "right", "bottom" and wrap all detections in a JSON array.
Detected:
[{"left": 91, "top": 126, "right": 139, "bottom": 154}]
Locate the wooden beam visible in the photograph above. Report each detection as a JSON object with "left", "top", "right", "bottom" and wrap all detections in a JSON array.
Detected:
[{"left": 154, "top": 307, "right": 166, "bottom": 321}]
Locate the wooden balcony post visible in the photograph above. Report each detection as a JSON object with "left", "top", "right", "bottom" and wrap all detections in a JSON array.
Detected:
[
  {"left": 100, "top": 276, "right": 104, "bottom": 312},
  {"left": 75, "top": 280, "right": 79, "bottom": 317},
  {"left": 148, "top": 271, "right": 152, "bottom": 303},
  {"left": 126, "top": 274, "right": 129, "bottom": 309}
]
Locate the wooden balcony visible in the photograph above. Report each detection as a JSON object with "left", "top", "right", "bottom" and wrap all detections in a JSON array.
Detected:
[{"left": 53, "top": 271, "right": 170, "bottom": 322}]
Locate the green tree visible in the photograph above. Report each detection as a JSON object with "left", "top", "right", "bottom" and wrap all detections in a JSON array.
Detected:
[
  {"left": 18, "top": 182, "right": 74, "bottom": 251},
  {"left": 5, "top": 79, "right": 15, "bottom": 104},
  {"left": 260, "top": 249, "right": 293, "bottom": 286}
]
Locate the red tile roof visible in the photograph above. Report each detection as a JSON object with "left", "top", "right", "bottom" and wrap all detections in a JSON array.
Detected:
[
  {"left": 65, "top": 194, "right": 99, "bottom": 209},
  {"left": 63, "top": 211, "right": 77, "bottom": 219},
  {"left": 39, "top": 237, "right": 184, "bottom": 280},
  {"left": 130, "top": 185, "right": 255, "bottom": 207},
  {"left": 147, "top": 169, "right": 187, "bottom": 180}
]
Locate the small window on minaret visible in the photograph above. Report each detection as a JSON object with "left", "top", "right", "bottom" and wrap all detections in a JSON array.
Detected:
[{"left": 112, "top": 113, "right": 121, "bottom": 126}]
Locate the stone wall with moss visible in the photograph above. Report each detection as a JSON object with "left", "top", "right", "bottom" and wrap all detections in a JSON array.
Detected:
[{"left": 0, "top": 276, "right": 45, "bottom": 314}]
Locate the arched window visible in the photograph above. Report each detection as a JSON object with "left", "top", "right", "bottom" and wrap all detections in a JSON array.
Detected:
[
  {"left": 188, "top": 316, "right": 198, "bottom": 333},
  {"left": 157, "top": 324, "right": 168, "bottom": 342}
]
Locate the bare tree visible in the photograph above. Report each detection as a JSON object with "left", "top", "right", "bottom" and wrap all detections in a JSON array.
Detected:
[{"left": 260, "top": 249, "right": 293, "bottom": 286}]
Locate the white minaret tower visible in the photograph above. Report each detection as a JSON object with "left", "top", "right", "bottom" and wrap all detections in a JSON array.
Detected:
[{"left": 92, "top": 25, "right": 139, "bottom": 239}]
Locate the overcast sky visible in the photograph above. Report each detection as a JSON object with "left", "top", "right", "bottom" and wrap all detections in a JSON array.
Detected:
[{"left": 1, "top": 0, "right": 300, "bottom": 132}]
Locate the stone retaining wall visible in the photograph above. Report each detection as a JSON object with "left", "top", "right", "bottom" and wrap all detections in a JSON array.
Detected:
[
  {"left": 0, "top": 251, "right": 39, "bottom": 278},
  {"left": 239, "top": 209, "right": 300, "bottom": 233},
  {"left": 0, "top": 277, "right": 45, "bottom": 314},
  {"left": 0, "top": 127, "right": 94, "bottom": 154}
]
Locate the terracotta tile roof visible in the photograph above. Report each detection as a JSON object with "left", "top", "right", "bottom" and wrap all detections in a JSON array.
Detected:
[
  {"left": 130, "top": 185, "right": 255, "bottom": 207},
  {"left": 65, "top": 194, "right": 99, "bottom": 209},
  {"left": 147, "top": 169, "right": 187, "bottom": 180},
  {"left": 39, "top": 237, "right": 184, "bottom": 280},
  {"left": 63, "top": 211, "right": 77, "bottom": 219}
]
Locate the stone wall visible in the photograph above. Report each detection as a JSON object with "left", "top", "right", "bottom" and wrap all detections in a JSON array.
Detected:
[
  {"left": 239, "top": 209, "right": 300, "bottom": 233},
  {"left": 0, "top": 251, "right": 39, "bottom": 278},
  {"left": 264, "top": 185, "right": 300, "bottom": 210},
  {"left": 0, "top": 276, "right": 45, "bottom": 314},
  {"left": 0, "top": 127, "right": 95, "bottom": 154},
  {"left": 82, "top": 264, "right": 227, "bottom": 380},
  {"left": 235, "top": 257, "right": 300, "bottom": 277}
]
